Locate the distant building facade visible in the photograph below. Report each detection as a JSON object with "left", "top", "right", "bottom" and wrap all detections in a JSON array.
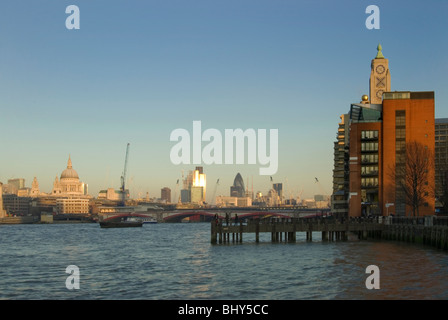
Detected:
[
  {"left": 6, "top": 178, "right": 25, "bottom": 195},
  {"left": 161, "top": 187, "right": 171, "bottom": 203},
  {"left": 2, "top": 194, "right": 32, "bottom": 216},
  {"left": 181, "top": 167, "right": 206, "bottom": 205},
  {"left": 181, "top": 189, "right": 191, "bottom": 203},
  {"left": 98, "top": 188, "right": 129, "bottom": 201},
  {"left": 435, "top": 118, "right": 448, "bottom": 212},
  {"left": 273, "top": 183, "right": 283, "bottom": 204},
  {"left": 216, "top": 196, "right": 252, "bottom": 207},
  {"left": 216, "top": 196, "right": 238, "bottom": 207},
  {"left": 56, "top": 198, "right": 89, "bottom": 214},
  {"left": 331, "top": 114, "right": 350, "bottom": 217}
]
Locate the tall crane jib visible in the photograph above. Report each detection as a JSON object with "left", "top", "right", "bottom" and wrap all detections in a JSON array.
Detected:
[{"left": 120, "top": 143, "right": 130, "bottom": 206}]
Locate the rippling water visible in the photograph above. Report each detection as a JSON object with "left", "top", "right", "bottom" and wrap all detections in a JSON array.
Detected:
[{"left": 1, "top": 223, "right": 448, "bottom": 300}]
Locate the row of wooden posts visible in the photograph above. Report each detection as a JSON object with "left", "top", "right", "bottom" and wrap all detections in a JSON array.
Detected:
[
  {"left": 213, "top": 228, "right": 363, "bottom": 244},
  {"left": 210, "top": 218, "right": 374, "bottom": 244},
  {"left": 210, "top": 217, "right": 448, "bottom": 250}
]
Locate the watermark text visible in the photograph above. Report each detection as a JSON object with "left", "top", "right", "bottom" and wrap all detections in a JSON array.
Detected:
[{"left": 170, "top": 121, "right": 278, "bottom": 175}]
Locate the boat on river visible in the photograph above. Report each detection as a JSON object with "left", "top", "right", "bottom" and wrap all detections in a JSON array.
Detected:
[
  {"left": 99, "top": 220, "right": 143, "bottom": 228},
  {"left": 127, "top": 216, "right": 157, "bottom": 224}
]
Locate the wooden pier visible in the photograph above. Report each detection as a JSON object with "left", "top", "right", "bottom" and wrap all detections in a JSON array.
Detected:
[
  {"left": 211, "top": 218, "right": 383, "bottom": 244},
  {"left": 210, "top": 216, "right": 448, "bottom": 251}
]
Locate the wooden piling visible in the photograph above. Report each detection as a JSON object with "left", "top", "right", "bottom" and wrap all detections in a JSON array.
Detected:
[
  {"left": 210, "top": 216, "right": 448, "bottom": 250},
  {"left": 211, "top": 223, "right": 217, "bottom": 244}
]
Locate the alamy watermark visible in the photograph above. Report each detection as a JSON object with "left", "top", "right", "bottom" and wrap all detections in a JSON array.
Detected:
[
  {"left": 65, "top": 5, "right": 80, "bottom": 30},
  {"left": 365, "top": 265, "right": 380, "bottom": 289},
  {"left": 170, "top": 121, "right": 278, "bottom": 175},
  {"left": 65, "top": 5, "right": 379, "bottom": 31},
  {"left": 365, "top": 5, "right": 380, "bottom": 30},
  {"left": 63, "top": 264, "right": 379, "bottom": 292},
  {"left": 65, "top": 265, "right": 80, "bottom": 290}
]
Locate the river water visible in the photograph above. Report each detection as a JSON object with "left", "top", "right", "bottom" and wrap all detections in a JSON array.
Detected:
[{"left": 1, "top": 222, "right": 447, "bottom": 300}]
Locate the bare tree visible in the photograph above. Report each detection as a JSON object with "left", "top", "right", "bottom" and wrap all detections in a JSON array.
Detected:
[{"left": 389, "top": 141, "right": 434, "bottom": 217}]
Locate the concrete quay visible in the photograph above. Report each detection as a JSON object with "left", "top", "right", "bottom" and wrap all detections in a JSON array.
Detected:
[{"left": 0, "top": 216, "right": 38, "bottom": 224}]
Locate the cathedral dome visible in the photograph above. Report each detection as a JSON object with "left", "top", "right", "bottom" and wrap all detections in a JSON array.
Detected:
[
  {"left": 60, "top": 155, "right": 79, "bottom": 180},
  {"left": 61, "top": 168, "right": 79, "bottom": 179}
]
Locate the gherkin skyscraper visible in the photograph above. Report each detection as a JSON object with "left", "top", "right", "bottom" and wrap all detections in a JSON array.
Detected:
[{"left": 230, "top": 173, "right": 245, "bottom": 197}]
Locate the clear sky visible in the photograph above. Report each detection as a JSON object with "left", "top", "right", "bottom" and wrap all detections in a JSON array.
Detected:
[{"left": 0, "top": 0, "right": 447, "bottom": 201}]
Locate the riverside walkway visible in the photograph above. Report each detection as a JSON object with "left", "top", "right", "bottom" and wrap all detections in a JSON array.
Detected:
[{"left": 210, "top": 216, "right": 448, "bottom": 250}]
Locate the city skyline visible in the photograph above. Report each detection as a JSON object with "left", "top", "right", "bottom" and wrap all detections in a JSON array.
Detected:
[{"left": 1, "top": 1, "right": 447, "bottom": 200}]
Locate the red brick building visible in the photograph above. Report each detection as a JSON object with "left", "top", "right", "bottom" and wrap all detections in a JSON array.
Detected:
[{"left": 332, "top": 45, "right": 435, "bottom": 217}]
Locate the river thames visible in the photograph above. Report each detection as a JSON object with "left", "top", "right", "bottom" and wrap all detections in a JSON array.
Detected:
[{"left": 1, "top": 222, "right": 448, "bottom": 300}]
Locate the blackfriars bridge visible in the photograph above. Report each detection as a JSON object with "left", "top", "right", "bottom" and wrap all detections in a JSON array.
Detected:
[{"left": 100, "top": 207, "right": 330, "bottom": 223}]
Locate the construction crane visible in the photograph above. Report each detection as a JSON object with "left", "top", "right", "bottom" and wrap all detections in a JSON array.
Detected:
[
  {"left": 285, "top": 177, "right": 293, "bottom": 205},
  {"left": 178, "top": 169, "right": 185, "bottom": 203},
  {"left": 315, "top": 177, "right": 327, "bottom": 196},
  {"left": 297, "top": 188, "right": 303, "bottom": 204},
  {"left": 174, "top": 178, "right": 180, "bottom": 204},
  {"left": 120, "top": 143, "right": 130, "bottom": 206}
]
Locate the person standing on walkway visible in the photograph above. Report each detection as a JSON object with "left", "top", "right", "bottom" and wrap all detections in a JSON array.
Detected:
[{"left": 214, "top": 213, "right": 219, "bottom": 225}]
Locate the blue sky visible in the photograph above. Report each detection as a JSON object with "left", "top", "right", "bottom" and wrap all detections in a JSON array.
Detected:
[{"left": 0, "top": 0, "right": 447, "bottom": 201}]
